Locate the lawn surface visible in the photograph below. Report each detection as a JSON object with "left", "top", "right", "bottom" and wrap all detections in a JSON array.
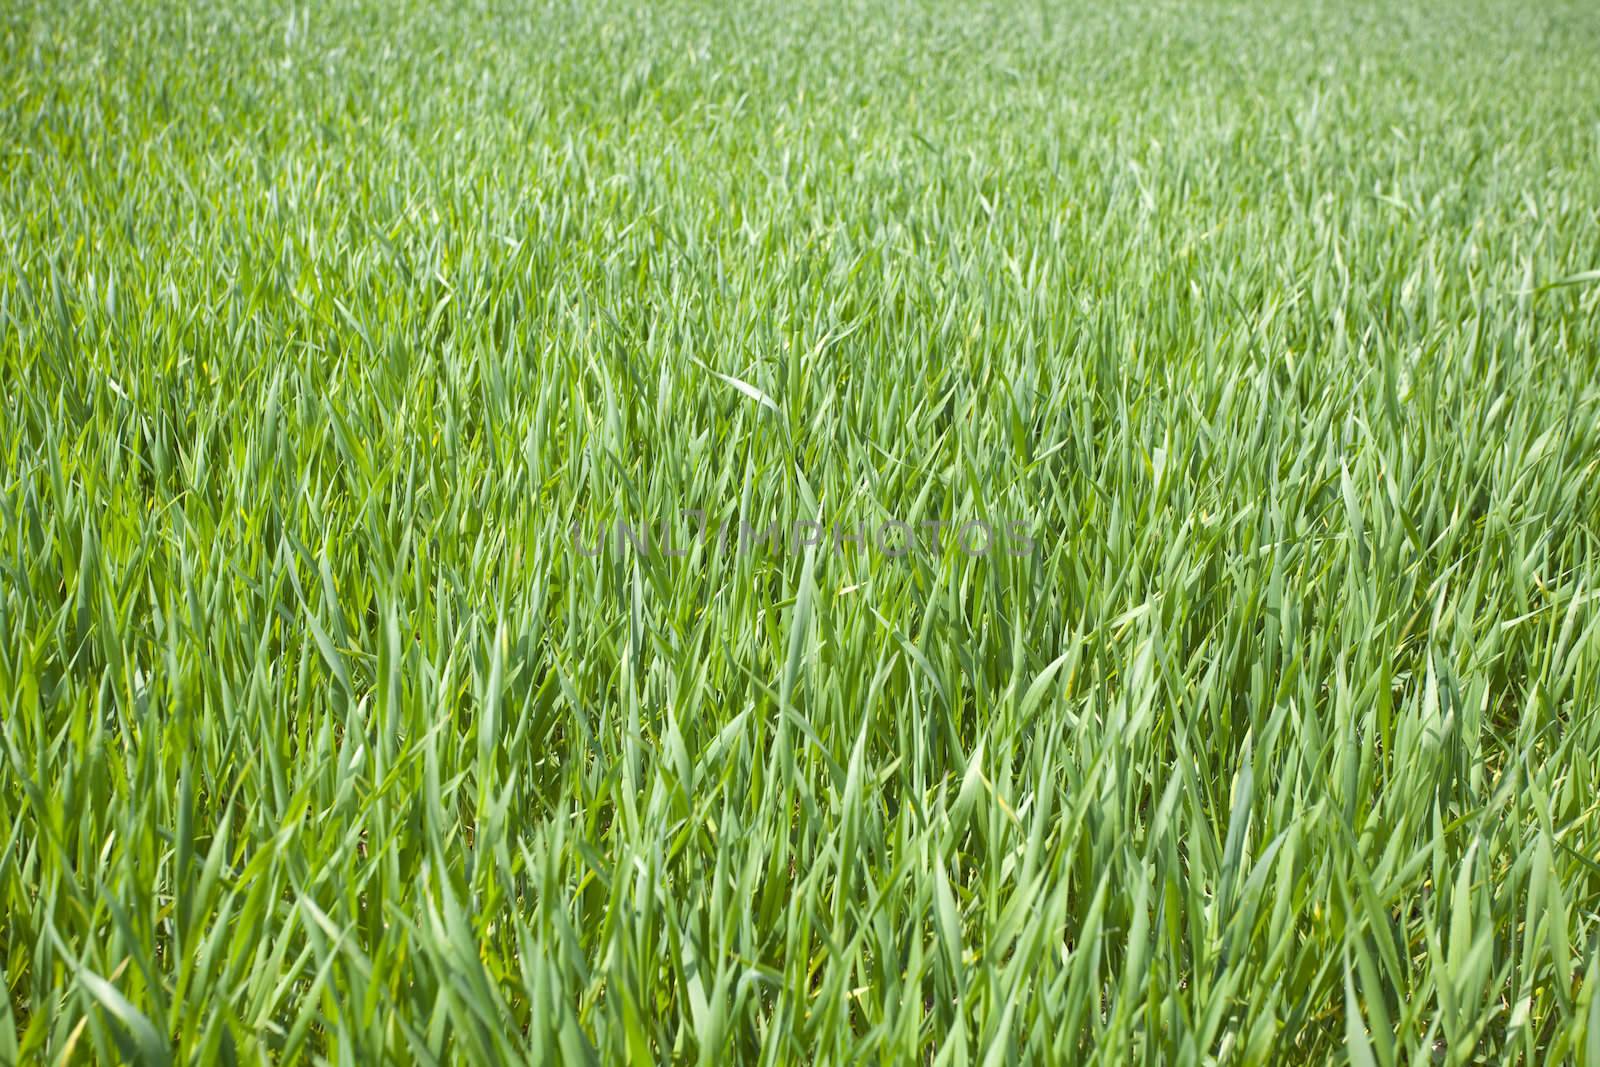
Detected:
[{"left": 3, "top": 0, "right": 1600, "bottom": 1061}]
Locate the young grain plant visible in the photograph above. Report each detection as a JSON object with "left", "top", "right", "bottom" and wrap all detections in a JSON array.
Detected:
[{"left": 2, "top": 0, "right": 1600, "bottom": 1061}]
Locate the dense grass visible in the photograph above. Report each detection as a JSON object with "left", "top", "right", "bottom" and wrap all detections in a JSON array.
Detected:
[{"left": 4, "top": 0, "right": 1600, "bottom": 1061}]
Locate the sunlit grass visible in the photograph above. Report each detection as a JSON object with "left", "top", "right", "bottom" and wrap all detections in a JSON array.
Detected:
[{"left": 3, "top": 0, "right": 1600, "bottom": 1061}]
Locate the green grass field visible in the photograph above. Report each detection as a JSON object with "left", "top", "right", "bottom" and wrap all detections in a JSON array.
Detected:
[{"left": 4, "top": 0, "right": 1600, "bottom": 1061}]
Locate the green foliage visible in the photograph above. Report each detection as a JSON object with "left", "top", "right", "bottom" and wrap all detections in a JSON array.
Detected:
[{"left": 2, "top": 0, "right": 1600, "bottom": 1061}]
